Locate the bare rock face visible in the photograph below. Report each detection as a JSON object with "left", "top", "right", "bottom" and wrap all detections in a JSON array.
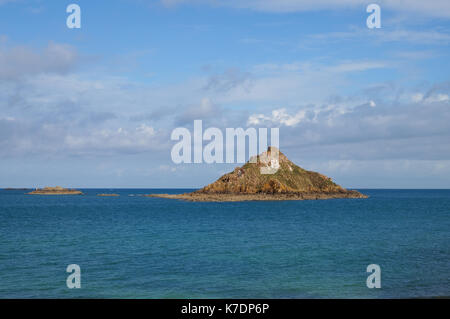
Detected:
[
  {"left": 195, "top": 147, "right": 362, "bottom": 195},
  {"left": 149, "top": 147, "right": 367, "bottom": 201}
]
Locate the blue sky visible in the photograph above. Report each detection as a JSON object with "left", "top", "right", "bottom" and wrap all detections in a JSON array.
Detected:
[{"left": 1, "top": 0, "right": 450, "bottom": 188}]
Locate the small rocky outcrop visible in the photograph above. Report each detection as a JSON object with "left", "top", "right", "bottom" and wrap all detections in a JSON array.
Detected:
[
  {"left": 149, "top": 147, "right": 367, "bottom": 202},
  {"left": 28, "top": 186, "right": 83, "bottom": 195}
]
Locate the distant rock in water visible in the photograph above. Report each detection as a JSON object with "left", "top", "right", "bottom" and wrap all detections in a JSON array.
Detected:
[
  {"left": 28, "top": 186, "right": 83, "bottom": 195},
  {"left": 97, "top": 193, "right": 120, "bottom": 197},
  {"left": 149, "top": 147, "right": 368, "bottom": 202}
]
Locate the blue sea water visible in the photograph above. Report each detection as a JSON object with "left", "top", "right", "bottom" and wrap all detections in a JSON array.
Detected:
[{"left": 0, "top": 189, "right": 448, "bottom": 298}]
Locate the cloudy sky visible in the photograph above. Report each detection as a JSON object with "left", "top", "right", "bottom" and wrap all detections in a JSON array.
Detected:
[{"left": 1, "top": 0, "right": 450, "bottom": 188}]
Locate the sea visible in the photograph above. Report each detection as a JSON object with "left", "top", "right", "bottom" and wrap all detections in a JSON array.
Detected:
[{"left": 0, "top": 189, "right": 448, "bottom": 298}]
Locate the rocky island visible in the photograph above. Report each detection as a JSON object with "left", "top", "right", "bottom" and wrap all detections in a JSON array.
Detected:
[
  {"left": 28, "top": 186, "right": 83, "bottom": 195},
  {"left": 148, "top": 147, "right": 367, "bottom": 202}
]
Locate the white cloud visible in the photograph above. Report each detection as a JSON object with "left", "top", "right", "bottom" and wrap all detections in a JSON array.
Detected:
[
  {"left": 411, "top": 93, "right": 424, "bottom": 102},
  {"left": 309, "top": 28, "right": 450, "bottom": 45},
  {"left": 160, "top": 0, "right": 450, "bottom": 18},
  {"left": 207, "top": 60, "right": 389, "bottom": 107},
  {"left": 302, "top": 159, "right": 450, "bottom": 188},
  {"left": 247, "top": 99, "right": 379, "bottom": 127},
  {"left": 64, "top": 124, "right": 158, "bottom": 154},
  {"left": 0, "top": 38, "right": 448, "bottom": 168},
  {"left": 245, "top": 90, "right": 450, "bottom": 164},
  {"left": 248, "top": 108, "right": 308, "bottom": 126},
  {"left": 326, "top": 61, "right": 387, "bottom": 73},
  {"left": 0, "top": 41, "right": 78, "bottom": 80},
  {"left": 174, "top": 97, "right": 225, "bottom": 125},
  {"left": 393, "top": 50, "right": 437, "bottom": 60},
  {"left": 411, "top": 92, "right": 450, "bottom": 103},
  {"left": 158, "top": 164, "right": 178, "bottom": 172},
  {"left": 426, "top": 94, "right": 450, "bottom": 103}
]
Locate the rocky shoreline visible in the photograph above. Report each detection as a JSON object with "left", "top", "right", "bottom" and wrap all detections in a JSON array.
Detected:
[{"left": 147, "top": 190, "right": 368, "bottom": 202}]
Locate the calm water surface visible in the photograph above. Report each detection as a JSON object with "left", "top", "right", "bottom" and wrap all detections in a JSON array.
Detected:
[{"left": 0, "top": 189, "right": 448, "bottom": 298}]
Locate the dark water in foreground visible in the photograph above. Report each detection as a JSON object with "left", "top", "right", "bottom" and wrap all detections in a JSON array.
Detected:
[{"left": 0, "top": 189, "right": 448, "bottom": 298}]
